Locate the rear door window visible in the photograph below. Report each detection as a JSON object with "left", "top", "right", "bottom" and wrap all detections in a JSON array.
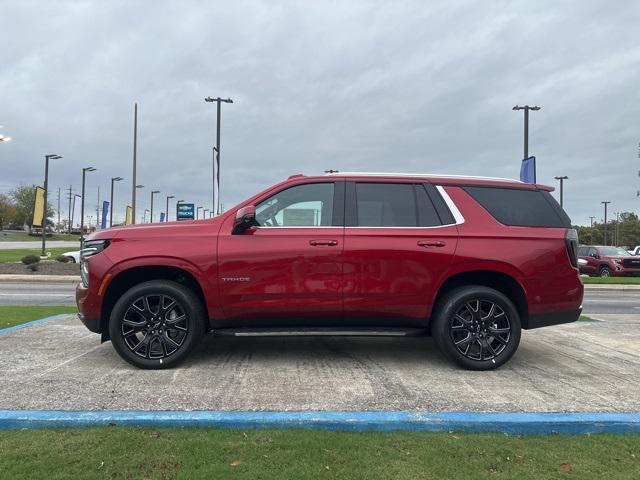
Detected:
[
  {"left": 355, "top": 183, "right": 416, "bottom": 227},
  {"left": 463, "top": 186, "right": 571, "bottom": 228}
]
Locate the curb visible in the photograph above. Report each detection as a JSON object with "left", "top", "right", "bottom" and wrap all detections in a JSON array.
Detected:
[
  {"left": 583, "top": 284, "right": 640, "bottom": 292},
  {"left": 0, "top": 314, "right": 71, "bottom": 334},
  {"left": 0, "top": 274, "right": 79, "bottom": 283},
  {"left": 0, "top": 410, "right": 639, "bottom": 434}
]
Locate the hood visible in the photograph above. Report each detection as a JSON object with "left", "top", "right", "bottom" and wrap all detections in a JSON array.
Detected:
[{"left": 86, "top": 216, "right": 226, "bottom": 242}]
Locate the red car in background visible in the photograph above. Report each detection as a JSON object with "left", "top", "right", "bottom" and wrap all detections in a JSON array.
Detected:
[
  {"left": 76, "top": 172, "right": 583, "bottom": 371},
  {"left": 578, "top": 245, "right": 640, "bottom": 277}
]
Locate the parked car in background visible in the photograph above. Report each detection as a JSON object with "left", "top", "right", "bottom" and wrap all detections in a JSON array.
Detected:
[
  {"left": 76, "top": 172, "right": 583, "bottom": 371},
  {"left": 61, "top": 251, "right": 80, "bottom": 263},
  {"left": 627, "top": 246, "right": 640, "bottom": 256},
  {"left": 578, "top": 245, "right": 640, "bottom": 277}
]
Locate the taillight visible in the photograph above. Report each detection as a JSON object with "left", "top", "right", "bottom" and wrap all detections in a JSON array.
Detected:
[{"left": 565, "top": 229, "right": 578, "bottom": 268}]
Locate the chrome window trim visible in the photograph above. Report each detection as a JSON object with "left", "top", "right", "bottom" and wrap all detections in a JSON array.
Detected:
[{"left": 436, "top": 185, "right": 465, "bottom": 225}]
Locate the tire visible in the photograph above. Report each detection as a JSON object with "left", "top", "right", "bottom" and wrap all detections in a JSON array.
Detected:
[
  {"left": 599, "top": 266, "right": 612, "bottom": 278},
  {"left": 431, "top": 286, "right": 521, "bottom": 371},
  {"left": 109, "top": 280, "right": 206, "bottom": 369}
]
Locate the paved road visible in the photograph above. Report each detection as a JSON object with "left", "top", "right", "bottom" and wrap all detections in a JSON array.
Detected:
[
  {"left": 0, "top": 240, "right": 79, "bottom": 250},
  {"left": 0, "top": 282, "right": 77, "bottom": 306},
  {"left": 0, "top": 282, "right": 638, "bottom": 314},
  {"left": 0, "top": 314, "right": 638, "bottom": 412}
]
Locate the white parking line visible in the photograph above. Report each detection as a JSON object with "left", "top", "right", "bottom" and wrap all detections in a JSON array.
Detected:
[{"left": 0, "top": 293, "right": 72, "bottom": 297}]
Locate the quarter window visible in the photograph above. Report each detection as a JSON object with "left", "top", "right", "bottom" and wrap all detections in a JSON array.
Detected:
[{"left": 255, "top": 183, "right": 334, "bottom": 227}]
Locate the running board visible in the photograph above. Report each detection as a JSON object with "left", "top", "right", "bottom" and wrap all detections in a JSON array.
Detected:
[{"left": 212, "top": 327, "right": 427, "bottom": 337}]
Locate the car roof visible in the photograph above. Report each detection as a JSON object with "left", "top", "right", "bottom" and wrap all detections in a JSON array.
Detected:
[{"left": 286, "top": 172, "right": 553, "bottom": 191}]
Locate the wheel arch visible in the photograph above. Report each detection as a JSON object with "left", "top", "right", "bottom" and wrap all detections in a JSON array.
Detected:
[
  {"left": 100, "top": 265, "right": 209, "bottom": 341},
  {"left": 432, "top": 270, "right": 529, "bottom": 329}
]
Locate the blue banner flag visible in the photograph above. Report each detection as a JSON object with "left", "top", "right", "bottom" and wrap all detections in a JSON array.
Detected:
[
  {"left": 101, "top": 201, "right": 109, "bottom": 229},
  {"left": 160, "top": 212, "right": 166, "bottom": 223},
  {"left": 520, "top": 156, "right": 536, "bottom": 184}
]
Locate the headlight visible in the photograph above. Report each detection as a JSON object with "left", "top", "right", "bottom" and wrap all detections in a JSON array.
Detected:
[{"left": 80, "top": 240, "right": 110, "bottom": 288}]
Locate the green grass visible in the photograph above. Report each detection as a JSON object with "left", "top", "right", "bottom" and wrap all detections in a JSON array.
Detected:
[
  {"left": 582, "top": 276, "right": 640, "bottom": 284},
  {"left": 0, "top": 247, "right": 71, "bottom": 263},
  {"left": 0, "top": 428, "right": 637, "bottom": 479},
  {"left": 579, "top": 315, "right": 596, "bottom": 321},
  {"left": 0, "top": 305, "right": 77, "bottom": 329},
  {"left": 0, "top": 231, "right": 80, "bottom": 242}
]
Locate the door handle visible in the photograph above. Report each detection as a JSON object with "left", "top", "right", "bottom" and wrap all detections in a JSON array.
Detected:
[
  {"left": 417, "top": 240, "right": 446, "bottom": 248},
  {"left": 309, "top": 239, "right": 338, "bottom": 246}
]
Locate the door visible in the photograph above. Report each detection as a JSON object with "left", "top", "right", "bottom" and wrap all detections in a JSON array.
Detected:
[
  {"left": 217, "top": 181, "right": 345, "bottom": 325},
  {"left": 343, "top": 181, "right": 458, "bottom": 325},
  {"left": 582, "top": 247, "right": 600, "bottom": 275}
]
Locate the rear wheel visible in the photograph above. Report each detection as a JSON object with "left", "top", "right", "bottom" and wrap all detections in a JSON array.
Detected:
[
  {"left": 109, "top": 280, "right": 206, "bottom": 369},
  {"left": 599, "top": 266, "right": 612, "bottom": 277},
  {"left": 432, "top": 286, "right": 521, "bottom": 370}
]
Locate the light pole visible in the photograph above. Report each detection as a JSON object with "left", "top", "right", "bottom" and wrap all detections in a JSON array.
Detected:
[
  {"left": 109, "top": 177, "right": 124, "bottom": 227},
  {"left": 71, "top": 194, "right": 81, "bottom": 232},
  {"left": 81, "top": 167, "right": 96, "bottom": 241},
  {"left": 614, "top": 212, "right": 620, "bottom": 246},
  {"left": 196, "top": 206, "right": 203, "bottom": 219},
  {"left": 175, "top": 199, "right": 184, "bottom": 221},
  {"left": 165, "top": 195, "right": 175, "bottom": 222},
  {"left": 203, "top": 208, "right": 209, "bottom": 218},
  {"left": 601, "top": 201, "right": 611, "bottom": 246},
  {"left": 554, "top": 176, "right": 569, "bottom": 208},
  {"left": 131, "top": 103, "right": 138, "bottom": 224},
  {"left": 150, "top": 190, "right": 160, "bottom": 223},
  {"left": 143, "top": 209, "right": 150, "bottom": 223},
  {"left": 204, "top": 96, "right": 233, "bottom": 215},
  {"left": 0, "top": 135, "right": 11, "bottom": 143},
  {"left": 512, "top": 105, "right": 541, "bottom": 160},
  {"left": 41, "top": 154, "right": 62, "bottom": 256}
]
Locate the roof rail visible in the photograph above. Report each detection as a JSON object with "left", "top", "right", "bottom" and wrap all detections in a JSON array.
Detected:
[{"left": 322, "top": 172, "right": 522, "bottom": 183}]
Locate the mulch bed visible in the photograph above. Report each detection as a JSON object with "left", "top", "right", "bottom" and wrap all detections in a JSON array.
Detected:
[{"left": 0, "top": 262, "right": 80, "bottom": 275}]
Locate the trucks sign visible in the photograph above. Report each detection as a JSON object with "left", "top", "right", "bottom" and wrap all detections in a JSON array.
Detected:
[{"left": 177, "top": 203, "right": 195, "bottom": 221}]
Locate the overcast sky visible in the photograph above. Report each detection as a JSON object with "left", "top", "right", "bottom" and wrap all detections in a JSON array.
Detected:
[{"left": 1, "top": 0, "right": 639, "bottom": 225}]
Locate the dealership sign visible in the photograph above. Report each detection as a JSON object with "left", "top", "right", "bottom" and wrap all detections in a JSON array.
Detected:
[{"left": 177, "top": 203, "right": 195, "bottom": 221}]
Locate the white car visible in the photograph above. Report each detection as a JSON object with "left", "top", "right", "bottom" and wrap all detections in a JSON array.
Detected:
[
  {"left": 61, "top": 250, "right": 81, "bottom": 263},
  {"left": 627, "top": 246, "right": 640, "bottom": 256}
]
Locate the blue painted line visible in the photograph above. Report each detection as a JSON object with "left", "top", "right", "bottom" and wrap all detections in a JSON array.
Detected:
[
  {"left": 0, "top": 313, "right": 70, "bottom": 335},
  {"left": 0, "top": 410, "right": 639, "bottom": 434}
]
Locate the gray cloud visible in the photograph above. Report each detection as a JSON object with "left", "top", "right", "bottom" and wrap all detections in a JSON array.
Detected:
[{"left": 1, "top": 0, "right": 639, "bottom": 225}]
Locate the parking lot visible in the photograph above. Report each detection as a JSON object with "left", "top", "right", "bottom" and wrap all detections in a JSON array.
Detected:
[{"left": 1, "top": 313, "right": 638, "bottom": 413}]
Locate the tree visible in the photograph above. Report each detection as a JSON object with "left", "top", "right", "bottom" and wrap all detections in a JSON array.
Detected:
[
  {"left": 8, "top": 184, "right": 54, "bottom": 229},
  {"left": 0, "top": 194, "right": 17, "bottom": 230},
  {"left": 574, "top": 212, "right": 640, "bottom": 247}
]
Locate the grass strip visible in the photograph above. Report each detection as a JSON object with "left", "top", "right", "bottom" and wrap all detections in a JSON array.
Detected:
[
  {"left": 0, "top": 427, "right": 638, "bottom": 479},
  {"left": 0, "top": 248, "right": 71, "bottom": 263},
  {"left": 0, "top": 306, "right": 77, "bottom": 329},
  {"left": 582, "top": 276, "right": 640, "bottom": 284}
]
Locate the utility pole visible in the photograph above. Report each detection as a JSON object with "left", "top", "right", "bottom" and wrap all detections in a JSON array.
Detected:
[
  {"left": 41, "top": 154, "right": 62, "bottom": 256},
  {"left": 67, "top": 185, "right": 73, "bottom": 234},
  {"left": 589, "top": 216, "right": 596, "bottom": 244},
  {"left": 512, "top": 104, "right": 541, "bottom": 160},
  {"left": 554, "top": 176, "right": 568, "bottom": 208},
  {"left": 204, "top": 96, "right": 233, "bottom": 215},
  {"left": 615, "top": 212, "right": 620, "bottom": 246},
  {"left": 56, "top": 187, "right": 61, "bottom": 232},
  {"left": 131, "top": 103, "right": 138, "bottom": 224},
  {"left": 601, "top": 201, "right": 611, "bottom": 246}
]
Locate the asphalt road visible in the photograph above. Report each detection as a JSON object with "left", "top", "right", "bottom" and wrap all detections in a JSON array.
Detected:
[
  {"left": 0, "top": 282, "right": 638, "bottom": 315},
  {"left": 0, "top": 240, "right": 79, "bottom": 250},
  {"left": 0, "top": 314, "right": 638, "bottom": 412}
]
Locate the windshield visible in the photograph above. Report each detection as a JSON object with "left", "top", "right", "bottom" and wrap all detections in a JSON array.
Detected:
[{"left": 599, "top": 247, "right": 630, "bottom": 256}]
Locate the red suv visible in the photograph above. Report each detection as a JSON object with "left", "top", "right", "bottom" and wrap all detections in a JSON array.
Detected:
[
  {"left": 578, "top": 245, "right": 640, "bottom": 277},
  {"left": 76, "top": 173, "right": 583, "bottom": 370}
]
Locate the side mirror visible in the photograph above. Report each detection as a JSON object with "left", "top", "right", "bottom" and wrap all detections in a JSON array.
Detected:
[{"left": 232, "top": 205, "right": 257, "bottom": 234}]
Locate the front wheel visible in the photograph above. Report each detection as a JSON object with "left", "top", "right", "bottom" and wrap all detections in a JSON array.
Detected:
[
  {"left": 599, "top": 266, "right": 612, "bottom": 278},
  {"left": 109, "top": 280, "right": 206, "bottom": 369},
  {"left": 432, "top": 286, "right": 521, "bottom": 370}
]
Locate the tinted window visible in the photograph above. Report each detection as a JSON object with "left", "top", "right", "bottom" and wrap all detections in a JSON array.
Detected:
[
  {"left": 464, "top": 186, "right": 571, "bottom": 228},
  {"left": 415, "top": 185, "right": 442, "bottom": 227},
  {"left": 578, "top": 246, "right": 589, "bottom": 256},
  {"left": 356, "top": 183, "right": 417, "bottom": 227},
  {"left": 256, "top": 183, "right": 334, "bottom": 227},
  {"left": 425, "top": 184, "right": 455, "bottom": 225}
]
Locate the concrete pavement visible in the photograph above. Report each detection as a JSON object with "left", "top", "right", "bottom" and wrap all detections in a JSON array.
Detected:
[{"left": 0, "top": 315, "right": 638, "bottom": 412}]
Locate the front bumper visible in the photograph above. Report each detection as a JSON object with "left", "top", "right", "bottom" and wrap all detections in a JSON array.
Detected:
[
  {"left": 77, "top": 312, "right": 101, "bottom": 333},
  {"left": 526, "top": 307, "right": 582, "bottom": 330},
  {"left": 76, "top": 283, "right": 102, "bottom": 334}
]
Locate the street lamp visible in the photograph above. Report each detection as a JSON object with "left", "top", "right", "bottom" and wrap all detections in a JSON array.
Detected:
[
  {"left": 165, "top": 195, "right": 175, "bottom": 222},
  {"left": 196, "top": 206, "right": 203, "bottom": 219},
  {"left": 554, "top": 176, "right": 569, "bottom": 208},
  {"left": 143, "top": 209, "right": 150, "bottom": 223},
  {"left": 203, "top": 208, "right": 209, "bottom": 218},
  {"left": 601, "top": 201, "right": 611, "bottom": 246},
  {"left": 150, "top": 190, "right": 160, "bottom": 223},
  {"left": 81, "top": 167, "right": 96, "bottom": 242},
  {"left": 205, "top": 96, "right": 233, "bottom": 215},
  {"left": 41, "top": 154, "right": 62, "bottom": 256},
  {"left": 512, "top": 105, "right": 541, "bottom": 160},
  {"left": 0, "top": 134, "right": 11, "bottom": 143},
  {"left": 110, "top": 177, "right": 124, "bottom": 227}
]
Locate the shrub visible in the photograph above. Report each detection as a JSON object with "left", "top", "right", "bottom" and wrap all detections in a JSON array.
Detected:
[
  {"left": 56, "top": 255, "right": 71, "bottom": 263},
  {"left": 27, "top": 263, "right": 39, "bottom": 272},
  {"left": 21, "top": 255, "right": 40, "bottom": 265}
]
